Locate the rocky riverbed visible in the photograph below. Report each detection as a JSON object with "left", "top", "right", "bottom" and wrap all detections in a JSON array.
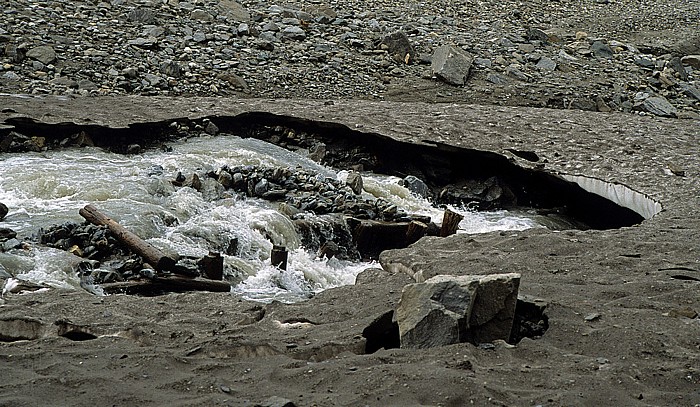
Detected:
[{"left": 1, "top": 0, "right": 699, "bottom": 117}]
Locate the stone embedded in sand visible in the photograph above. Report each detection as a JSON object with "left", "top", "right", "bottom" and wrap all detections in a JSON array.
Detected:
[
  {"left": 395, "top": 273, "right": 521, "bottom": 349},
  {"left": 431, "top": 45, "right": 473, "bottom": 86},
  {"left": 0, "top": 317, "right": 45, "bottom": 342},
  {"left": 464, "top": 273, "right": 521, "bottom": 344},
  {"left": 395, "top": 275, "right": 479, "bottom": 349}
]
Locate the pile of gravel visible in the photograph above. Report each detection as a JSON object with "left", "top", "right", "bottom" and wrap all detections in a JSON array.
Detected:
[{"left": 1, "top": 0, "right": 698, "bottom": 117}]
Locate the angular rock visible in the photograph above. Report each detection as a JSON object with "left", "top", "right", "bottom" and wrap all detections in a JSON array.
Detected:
[
  {"left": 465, "top": 273, "right": 521, "bottom": 344},
  {"left": 395, "top": 275, "right": 479, "bottom": 349},
  {"left": 431, "top": 45, "right": 473, "bottom": 86},
  {"left": 0, "top": 227, "right": 16, "bottom": 240},
  {"left": 281, "top": 26, "right": 305, "bottom": 41},
  {"left": 634, "top": 55, "right": 655, "bottom": 69},
  {"left": 218, "top": 0, "right": 250, "bottom": 22},
  {"left": 50, "top": 77, "right": 79, "bottom": 88},
  {"left": 486, "top": 72, "right": 507, "bottom": 85},
  {"left": 237, "top": 23, "right": 250, "bottom": 36},
  {"left": 505, "top": 64, "right": 529, "bottom": 81},
  {"left": 381, "top": 31, "right": 415, "bottom": 64},
  {"left": 395, "top": 273, "right": 521, "bottom": 348},
  {"left": 591, "top": 41, "right": 613, "bottom": 58},
  {"left": 681, "top": 55, "right": 700, "bottom": 70},
  {"left": 78, "top": 79, "right": 98, "bottom": 91},
  {"left": 641, "top": 96, "right": 677, "bottom": 117},
  {"left": 400, "top": 175, "right": 429, "bottom": 198},
  {"left": 536, "top": 56, "right": 557, "bottom": 71},
  {"left": 3, "top": 238, "right": 22, "bottom": 251},
  {"left": 26, "top": 45, "right": 56, "bottom": 65},
  {"left": 127, "top": 8, "right": 156, "bottom": 24},
  {"left": 190, "top": 9, "right": 213, "bottom": 22},
  {"left": 679, "top": 82, "right": 700, "bottom": 101},
  {"left": 526, "top": 28, "right": 549, "bottom": 43},
  {"left": 345, "top": 171, "right": 363, "bottom": 195}
]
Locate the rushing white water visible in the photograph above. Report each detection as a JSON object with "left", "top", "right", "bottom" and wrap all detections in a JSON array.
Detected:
[{"left": 0, "top": 135, "right": 537, "bottom": 302}]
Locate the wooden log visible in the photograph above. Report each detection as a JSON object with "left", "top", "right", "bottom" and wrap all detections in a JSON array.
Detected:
[
  {"left": 405, "top": 220, "right": 428, "bottom": 245},
  {"left": 100, "top": 276, "right": 230, "bottom": 295},
  {"left": 439, "top": 208, "right": 464, "bottom": 237},
  {"left": 79, "top": 204, "right": 178, "bottom": 271},
  {"left": 271, "top": 245, "right": 288, "bottom": 270},
  {"left": 198, "top": 252, "right": 224, "bottom": 280}
]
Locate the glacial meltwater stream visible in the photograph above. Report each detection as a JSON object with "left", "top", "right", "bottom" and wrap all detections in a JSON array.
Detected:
[{"left": 0, "top": 135, "right": 539, "bottom": 302}]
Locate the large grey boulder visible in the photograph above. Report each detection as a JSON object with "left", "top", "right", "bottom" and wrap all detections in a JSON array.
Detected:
[
  {"left": 431, "top": 45, "right": 473, "bottom": 86},
  {"left": 395, "top": 273, "right": 521, "bottom": 348},
  {"left": 465, "top": 273, "right": 521, "bottom": 344},
  {"left": 395, "top": 275, "right": 479, "bottom": 349}
]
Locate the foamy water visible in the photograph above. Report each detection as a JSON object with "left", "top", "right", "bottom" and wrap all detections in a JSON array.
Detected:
[{"left": 0, "top": 134, "right": 537, "bottom": 301}]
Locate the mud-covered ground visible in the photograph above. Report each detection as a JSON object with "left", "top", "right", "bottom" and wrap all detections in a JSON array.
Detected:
[{"left": 0, "top": 95, "right": 698, "bottom": 406}]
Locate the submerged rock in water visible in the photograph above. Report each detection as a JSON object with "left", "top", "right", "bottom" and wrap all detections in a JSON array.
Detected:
[
  {"left": 0, "top": 202, "right": 8, "bottom": 221},
  {"left": 0, "top": 228, "right": 15, "bottom": 242}
]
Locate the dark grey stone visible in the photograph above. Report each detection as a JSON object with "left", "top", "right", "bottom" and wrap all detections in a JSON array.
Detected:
[
  {"left": 345, "top": 171, "right": 363, "bottom": 195},
  {"left": 281, "top": 26, "right": 305, "bottom": 40},
  {"left": 26, "top": 45, "right": 56, "bottom": 65},
  {"left": 382, "top": 31, "right": 415, "bottom": 64},
  {"left": 591, "top": 41, "right": 614, "bottom": 58},
  {"left": 127, "top": 8, "right": 156, "bottom": 24},
  {"left": 400, "top": 175, "right": 429, "bottom": 198},
  {"left": 431, "top": 45, "right": 473, "bottom": 86},
  {"left": 526, "top": 28, "right": 549, "bottom": 43},
  {"left": 536, "top": 56, "right": 557, "bottom": 71},
  {"left": 641, "top": 96, "right": 677, "bottom": 117},
  {"left": 486, "top": 72, "right": 507, "bottom": 85},
  {"left": 0, "top": 203, "right": 8, "bottom": 222},
  {"left": 679, "top": 83, "right": 700, "bottom": 101},
  {"left": 634, "top": 56, "right": 655, "bottom": 69}
]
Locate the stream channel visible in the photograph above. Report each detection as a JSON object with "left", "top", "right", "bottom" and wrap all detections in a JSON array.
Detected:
[{"left": 0, "top": 134, "right": 541, "bottom": 302}]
